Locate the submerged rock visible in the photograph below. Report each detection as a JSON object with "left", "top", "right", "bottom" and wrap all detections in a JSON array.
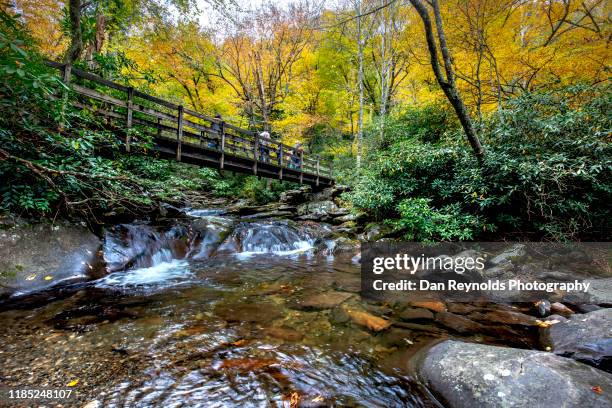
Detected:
[
  {"left": 416, "top": 340, "right": 612, "bottom": 408},
  {"left": 214, "top": 302, "right": 282, "bottom": 323},
  {"left": 290, "top": 291, "right": 354, "bottom": 310},
  {"left": 0, "top": 222, "right": 103, "bottom": 297},
  {"left": 540, "top": 308, "right": 612, "bottom": 370}
]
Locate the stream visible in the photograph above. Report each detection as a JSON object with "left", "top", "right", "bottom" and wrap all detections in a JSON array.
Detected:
[{"left": 0, "top": 209, "right": 553, "bottom": 407}]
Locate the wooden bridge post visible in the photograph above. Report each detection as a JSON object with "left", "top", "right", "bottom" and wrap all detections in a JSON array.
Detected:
[
  {"left": 176, "top": 105, "right": 184, "bottom": 161},
  {"left": 253, "top": 132, "right": 259, "bottom": 175},
  {"left": 278, "top": 143, "right": 283, "bottom": 180},
  {"left": 62, "top": 64, "right": 72, "bottom": 84},
  {"left": 316, "top": 156, "right": 320, "bottom": 187},
  {"left": 299, "top": 150, "right": 304, "bottom": 184},
  {"left": 126, "top": 87, "right": 134, "bottom": 153},
  {"left": 220, "top": 121, "right": 226, "bottom": 169},
  {"left": 157, "top": 118, "right": 162, "bottom": 138}
]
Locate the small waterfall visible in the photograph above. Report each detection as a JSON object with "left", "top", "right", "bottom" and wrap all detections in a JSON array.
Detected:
[
  {"left": 218, "top": 220, "right": 319, "bottom": 258},
  {"left": 98, "top": 224, "right": 193, "bottom": 291}
]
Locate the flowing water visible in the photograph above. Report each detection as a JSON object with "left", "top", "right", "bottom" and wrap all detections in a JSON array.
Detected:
[{"left": 0, "top": 211, "right": 531, "bottom": 407}]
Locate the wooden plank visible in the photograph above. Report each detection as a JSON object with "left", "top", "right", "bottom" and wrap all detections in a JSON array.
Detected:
[
  {"left": 183, "top": 107, "right": 215, "bottom": 122},
  {"left": 220, "top": 121, "right": 226, "bottom": 169},
  {"left": 177, "top": 106, "right": 184, "bottom": 161},
  {"left": 71, "top": 66, "right": 130, "bottom": 92},
  {"left": 72, "top": 84, "right": 127, "bottom": 108},
  {"left": 133, "top": 89, "right": 178, "bottom": 110},
  {"left": 300, "top": 150, "right": 304, "bottom": 184},
  {"left": 126, "top": 87, "right": 134, "bottom": 152},
  {"left": 73, "top": 101, "right": 123, "bottom": 119},
  {"left": 278, "top": 143, "right": 283, "bottom": 180},
  {"left": 133, "top": 103, "right": 176, "bottom": 122},
  {"left": 62, "top": 64, "right": 72, "bottom": 84},
  {"left": 253, "top": 132, "right": 259, "bottom": 175}
]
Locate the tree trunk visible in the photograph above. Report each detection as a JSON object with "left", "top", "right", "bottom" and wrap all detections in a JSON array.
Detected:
[
  {"left": 408, "top": 0, "right": 484, "bottom": 159},
  {"left": 355, "top": 0, "right": 364, "bottom": 168},
  {"left": 65, "top": 0, "right": 83, "bottom": 64}
]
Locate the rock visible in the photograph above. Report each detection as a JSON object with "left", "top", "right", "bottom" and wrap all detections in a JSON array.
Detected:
[
  {"left": 0, "top": 222, "right": 103, "bottom": 297},
  {"left": 243, "top": 210, "right": 295, "bottom": 219},
  {"left": 397, "top": 307, "right": 434, "bottom": 321},
  {"left": 280, "top": 186, "right": 312, "bottom": 204},
  {"left": 189, "top": 216, "right": 234, "bottom": 259},
  {"left": 392, "top": 321, "right": 447, "bottom": 335},
  {"left": 551, "top": 302, "right": 574, "bottom": 316},
  {"left": 297, "top": 200, "right": 339, "bottom": 218},
  {"left": 382, "top": 328, "right": 419, "bottom": 347},
  {"left": 321, "top": 236, "right": 360, "bottom": 254},
  {"left": 489, "top": 243, "right": 526, "bottom": 266},
  {"left": 446, "top": 303, "right": 483, "bottom": 315},
  {"left": 541, "top": 308, "right": 612, "bottom": 369},
  {"left": 266, "top": 327, "right": 303, "bottom": 341},
  {"left": 468, "top": 310, "right": 540, "bottom": 326},
  {"left": 290, "top": 291, "right": 354, "bottom": 310},
  {"left": 328, "top": 207, "right": 350, "bottom": 217},
  {"left": 329, "top": 306, "right": 351, "bottom": 324},
  {"left": 364, "top": 223, "right": 394, "bottom": 242},
  {"left": 331, "top": 221, "right": 358, "bottom": 234},
  {"left": 409, "top": 301, "right": 446, "bottom": 313},
  {"left": 574, "top": 304, "right": 603, "bottom": 313},
  {"left": 416, "top": 340, "right": 612, "bottom": 408},
  {"left": 582, "top": 278, "right": 612, "bottom": 305},
  {"left": 335, "top": 212, "right": 367, "bottom": 223},
  {"left": 344, "top": 307, "right": 391, "bottom": 332},
  {"left": 158, "top": 202, "right": 184, "bottom": 218},
  {"left": 310, "top": 185, "right": 349, "bottom": 202},
  {"left": 435, "top": 312, "right": 486, "bottom": 334},
  {"left": 214, "top": 303, "right": 282, "bottom": 323}
]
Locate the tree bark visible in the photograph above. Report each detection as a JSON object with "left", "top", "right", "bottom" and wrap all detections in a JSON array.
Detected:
[
  {"left": 65, "top": 0, "right": 83, "bottom": 64},
  {"left": 408, "top": 0, "right": 485, "bottom": 159},
  {"left": 355, "top": 0, "right": 364, "bottom": 168}
]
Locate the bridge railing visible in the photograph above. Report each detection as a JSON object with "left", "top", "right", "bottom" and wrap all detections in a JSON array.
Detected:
[{"left": 45, "top": 61, "right": 334, "bottom": 181}]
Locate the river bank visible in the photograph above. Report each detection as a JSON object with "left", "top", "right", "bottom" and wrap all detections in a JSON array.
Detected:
[{"left": 0, "top": 188, "right": 611, "bottom": 407}]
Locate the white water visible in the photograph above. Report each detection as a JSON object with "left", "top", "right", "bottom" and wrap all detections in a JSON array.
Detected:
[{"left": 95, "top": 259, "right": 192, "bottom": 290}]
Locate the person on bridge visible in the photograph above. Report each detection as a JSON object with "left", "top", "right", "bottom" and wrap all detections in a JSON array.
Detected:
[
  {"left": 290, "top": 141, "right": 303, "bottom": 169},
  {"left": 259, "top": 131, "right": 271, "bottom": 163},
  {"left": 209, "top": 114, "right": 222, "bottom": 149}
]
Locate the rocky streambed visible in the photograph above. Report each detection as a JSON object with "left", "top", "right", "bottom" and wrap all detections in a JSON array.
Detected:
[{"left": 0, "top": 187, "right": 611, "bottom": 407}]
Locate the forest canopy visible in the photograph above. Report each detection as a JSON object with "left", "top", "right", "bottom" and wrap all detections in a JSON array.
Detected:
[{"left": 1, "top": 0, "right": 610, "bottom": 240}]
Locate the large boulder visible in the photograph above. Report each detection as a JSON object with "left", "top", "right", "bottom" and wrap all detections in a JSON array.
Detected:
[
  {"left": 540, "top": 308, "right": 612, "bottom": 369},
  {"left": 416, "top": 340, "right": 612, "bottom": 408},
  {"left": 0, "top": 221, "right": 103, "bottom": 298}
]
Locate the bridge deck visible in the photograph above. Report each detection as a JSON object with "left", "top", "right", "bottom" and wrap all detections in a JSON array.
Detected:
[{"left": 47, "top": 61, "right": 334, "bottom": 188}]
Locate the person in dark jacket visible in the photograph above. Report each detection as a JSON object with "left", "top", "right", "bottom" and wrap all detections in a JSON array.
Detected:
[{"left": 209, "top": 114, "right": 222, "bottom": 149}]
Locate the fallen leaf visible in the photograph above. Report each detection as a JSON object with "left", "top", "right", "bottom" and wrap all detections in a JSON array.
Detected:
[
  {"left": 44, "top": 275, "right": 53, "bottom": 281},
  {"left": 592, "top": 386, "right": 603, "bottom": 394},
  {"left": 231, "top": 339, "right": 247, "bottom": 346},
  {"left": 312, "top": 395, "right": 325, "bottom": 403},
  {"left": 67, "top": 379, "right": 79, "bottom": 387}
]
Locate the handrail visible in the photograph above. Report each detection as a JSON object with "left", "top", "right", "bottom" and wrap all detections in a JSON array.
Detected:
[{"left": 45, "top": 61, "right": 334, "bottom": 180}]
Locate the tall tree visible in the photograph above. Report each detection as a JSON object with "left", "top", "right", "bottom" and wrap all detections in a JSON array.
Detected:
[
  {"left": 65, "top": 0, "right": 82, "bottom": 64},
  {"left": 408, "top": 0, "right": 484, "bottom": 158},
  {"left": 355, "top": 0, "right": 364, "bottom": 167}
]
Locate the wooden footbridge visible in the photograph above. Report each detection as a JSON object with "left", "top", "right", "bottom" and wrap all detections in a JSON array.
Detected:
[{"left": 47, "top": 61, "right": 334, "bottom": 188}]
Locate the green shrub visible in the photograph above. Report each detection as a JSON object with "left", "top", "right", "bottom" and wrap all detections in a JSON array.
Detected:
[
  {"left": 392, "top": 198, "right": 486, "bottom": 241},
  {"left": 347, "top": 85, "right": 611, "bottom": 240}
]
